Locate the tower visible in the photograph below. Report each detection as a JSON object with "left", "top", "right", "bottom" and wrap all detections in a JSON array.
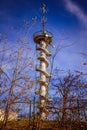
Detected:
[{"left": 34, "top": 4, "right": 53, "bottom": 120}]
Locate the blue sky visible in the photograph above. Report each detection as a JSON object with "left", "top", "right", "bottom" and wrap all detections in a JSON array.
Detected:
[{"left": 0, "top": 0, "right": 87, "bottom": 74}]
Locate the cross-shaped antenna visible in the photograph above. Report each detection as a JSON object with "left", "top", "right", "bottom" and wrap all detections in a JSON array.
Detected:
[{"left": 41, "top": 4, "right": 47, "bottom": 33}]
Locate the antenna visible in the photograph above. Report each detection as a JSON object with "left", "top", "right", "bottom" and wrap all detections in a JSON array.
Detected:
[{"left": 41, "top": 3, "right": 47, "bottom": 33}]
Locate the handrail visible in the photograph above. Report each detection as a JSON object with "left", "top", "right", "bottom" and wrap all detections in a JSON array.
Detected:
[
  {"left": 33, "top": 30, "right": 53, "bottom": 38},
  {"left": 36, "top": 67, "right": 51, "bottom": 78},
  {"left": 36, "top": 46, "right": 51, "bottom": 56},
  {"left": 37, "top": 55, "right": 49, "bottom": 67}
]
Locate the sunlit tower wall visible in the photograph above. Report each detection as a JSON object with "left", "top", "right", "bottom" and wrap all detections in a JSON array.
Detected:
[{"left": 33, "top": 4, "right": 53, "bottom": 120}]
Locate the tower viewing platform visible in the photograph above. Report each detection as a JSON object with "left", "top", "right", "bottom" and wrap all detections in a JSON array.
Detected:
[{"left": 34, "top": 30, "right": 52, "bottom": 45}]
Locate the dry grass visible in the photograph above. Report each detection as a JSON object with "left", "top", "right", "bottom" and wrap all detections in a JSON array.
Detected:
[{"left": 0, "top": 120, "right": 87, "bottom": 130}]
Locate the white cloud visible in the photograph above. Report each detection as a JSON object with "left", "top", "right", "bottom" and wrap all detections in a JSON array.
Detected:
[{"left": 64, "top": 0, "right": 87, "bottom": 27}]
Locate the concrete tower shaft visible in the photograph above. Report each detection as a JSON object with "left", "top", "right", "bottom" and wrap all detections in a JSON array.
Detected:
[{"left": 34, "top": 31, "right": 52, "bottom": 120}]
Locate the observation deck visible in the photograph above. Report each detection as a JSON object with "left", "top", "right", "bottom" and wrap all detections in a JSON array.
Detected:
[{"left": 34, "top": 30, "right": 53, "bottom": 45}]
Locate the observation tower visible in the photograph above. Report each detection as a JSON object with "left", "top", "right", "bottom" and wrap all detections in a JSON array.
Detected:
[{"left": 34, "top": 4, "right": 53, "bottom": 120}]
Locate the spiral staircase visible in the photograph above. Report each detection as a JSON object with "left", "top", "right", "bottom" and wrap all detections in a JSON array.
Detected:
[{"left": 34, "top": 31, "right": 52, "bottom": 120}]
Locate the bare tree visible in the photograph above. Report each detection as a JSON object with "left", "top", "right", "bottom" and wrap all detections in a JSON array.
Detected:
[
  {"left": 50, "top": 69, "right": 87, "bottom": 129},
  {"left": 0, "top": 25, "right": 35, "bottom": 129}
]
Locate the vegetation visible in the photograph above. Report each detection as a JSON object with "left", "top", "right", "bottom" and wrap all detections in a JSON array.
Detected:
[
  {"left": 0, "top": 119, "right": 87, "bottom": 130},
  {"left": 0, "top": 21, "right": 87, "bottom": 130},
  {"left": 0, "top": 23, "right": 35, "bottom": 130}
]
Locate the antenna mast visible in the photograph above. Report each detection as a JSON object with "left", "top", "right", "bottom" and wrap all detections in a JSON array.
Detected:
[{"left": 41, "top": 4, "right": 47, "bottom": 33}]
